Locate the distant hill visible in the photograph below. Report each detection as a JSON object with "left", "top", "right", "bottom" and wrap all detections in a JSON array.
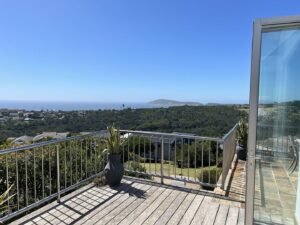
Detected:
[
  {"left": 148, "top": 99, "right": 203, "bottom": 106},
  {"left": 206, "top": 103, "right": 222, "bottom": 106}
]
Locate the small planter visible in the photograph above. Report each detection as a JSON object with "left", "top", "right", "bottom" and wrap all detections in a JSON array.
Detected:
[{"left": 104, "top": 154, "right": 124, "bottom": 186}]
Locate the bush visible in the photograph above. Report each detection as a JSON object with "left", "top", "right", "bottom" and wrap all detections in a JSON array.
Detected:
[
  {"left": 198, "top": 166, "right": 222, "bottom": 190},
  {"left": 124, "top": 161, "right": 152, "bottom": 180},
  {"left": 237, "top": 119, "right": 248, "bottom": 149}
]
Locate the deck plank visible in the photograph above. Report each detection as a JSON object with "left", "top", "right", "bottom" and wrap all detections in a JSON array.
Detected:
[
  {"left": 179, "top": 194, "right": 204, "bottom": 225},
  {"left": 82, "top": 182, "right": 145, "bottom": 224},
  {"left": 143, "top": 189, "right": 181, "bottom": 225},
  {"left": 94, "top": 183, "right": 153, "bottom": 225},
  {"left": 225, "top": 206, "right": 239, "bottom": 225},
  {"left": 190, "top": 196, "right": 213, "bottom": 225},
  {"left": 130, "top": 187, "right": 173, "bottom": 225},
  {"left": 154, "top": 191, "right": 189, "bottom": 225},
  {"left": 213, "top": 204, "right": 229, "bottom": 225},
  {"left": 72, "top": 181, "right": 139, "bottom": 224},
  {"left": 166, "top": 192, "right": 196, "bottom": 225},
  {"left": 106, "top": 185, "right": 159, "bottom": 225},
  {"left": 118, "top": 184, "right": 166, "bottom": 225},
  {"left": 9, "top": 178, "right": 245, "bottom": 225},
  {"left": 202, "top": 202, "right": 220, "bottom": 225},
  {"left": 237, "top": 208, "right": 245, "bottom": 225}
]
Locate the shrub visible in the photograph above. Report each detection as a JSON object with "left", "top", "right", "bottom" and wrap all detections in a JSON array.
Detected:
[
  {"left": 237, "top": 119, "right": 248, "bottom": 149},
  {"left": 124, "top": 161, "right": 151, "bottom": 179},
  {"left": 198, "top": 166, "right": 222, "bottom": 190}
]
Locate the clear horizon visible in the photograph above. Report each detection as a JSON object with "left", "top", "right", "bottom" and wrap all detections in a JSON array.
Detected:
[{"left": 0, "top": 1, "right": 299, "bottom": 103}]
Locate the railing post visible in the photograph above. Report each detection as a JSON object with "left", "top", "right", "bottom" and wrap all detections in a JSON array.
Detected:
[
  {"left": 56, "top": 145, "right": 61, "bottom": 203},
  {"left": 161, "top": 136, "right": 164, "bottom": 184},
  {"left": 221, "top": 140, "right": 225, "bottom": 189}
]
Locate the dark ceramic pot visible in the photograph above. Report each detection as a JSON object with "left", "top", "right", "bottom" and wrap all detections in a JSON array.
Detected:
[
  {"left": 237, "top": 146, "right": 247, "bottom": 161},
  {"left": 104, "top": 154, "right": 124, "bottom": 186}
]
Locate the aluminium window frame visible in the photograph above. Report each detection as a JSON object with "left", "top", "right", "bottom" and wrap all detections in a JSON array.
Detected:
[{"left": 246, "top": 15, "right": 300, "bottom": 225}]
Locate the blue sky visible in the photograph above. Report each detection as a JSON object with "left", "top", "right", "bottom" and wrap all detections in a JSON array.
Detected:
[{"left": 0, "top": 1, "right": 299, "bottom": 104}]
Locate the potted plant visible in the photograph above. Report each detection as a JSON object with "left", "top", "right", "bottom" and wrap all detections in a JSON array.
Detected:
[
  {"left": 237, "top": 119, "right": 248, "bottom": 160},
  {"left": 103, "top": 126, "right": 124, "bottom": 186}
]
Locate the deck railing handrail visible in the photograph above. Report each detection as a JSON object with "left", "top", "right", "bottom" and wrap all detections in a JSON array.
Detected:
[
  {"left": 0, "top": 131, "right": 105, "bottom": 155},
  {"left": 221, "top": 123, "right": 238, "bottom": 189},
  {"left": 120, "top": 129, "right": 223, "bottom": 142},
  {"left": 0, "top": 124, "right": 238, "bottom": 223}
]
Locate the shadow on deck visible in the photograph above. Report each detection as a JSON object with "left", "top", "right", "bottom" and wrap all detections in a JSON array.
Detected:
[{"left": 11, "top": 177, "right": 245, "bottom": 225}]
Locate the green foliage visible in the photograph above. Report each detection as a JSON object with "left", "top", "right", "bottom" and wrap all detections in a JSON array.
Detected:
[
  {"left": 175, "top": 140, "right": 222, "bottom": 168},
  {"left": 0, "top": 105, "right": 247, "bottom": 146},
  {"left": 0, "top": 138, "right": 107, "bottom": 215},
  {"left": 0, "top": 185, "right": 14, "bottom": 215},
  {"left": 104, "top": 126, "right": 123, "bottom": 154},
  {"left": 121, "top": 136, "right": 152, "bottom": 162},
  {"left": 237, "top": 118, "right": 248, "bottom": 149},
  {"left": 198, "top": 166, "right": 222, "bottom": 190},
  {"left": 124, "top": 161, "right": 151, "bottom": 179}
]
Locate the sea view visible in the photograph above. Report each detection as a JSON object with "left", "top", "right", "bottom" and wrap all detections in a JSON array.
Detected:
[
  {"left": 1, "top": 1, "right": 299, "bottom": 224},
  {"left": 0, "top": 100, "right": 157, "bottom": 111}
]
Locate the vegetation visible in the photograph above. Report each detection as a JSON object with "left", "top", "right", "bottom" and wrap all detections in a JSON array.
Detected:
[
  {"left": 0, "top": 105, "right": 247, "bottom": 146},
  {"left": 0, "top": 138, "right": 107, "bottom": 217},
  {"left": 103, "top": 126, "right": 124, "bottom": 154},
  {"left": 124, "top": 161, "right": 151, "bottom": 179},
  {"left": 198, "top": 166, "right": 222, "bottom": 190},
  {"left": 237, "top": 119, "right": 248, "bottom": 149},
  {"left": 0, "top": 185, "right": 14, "bottom": 215},
  {"left": 0, "top": 105, "right": 246, "bottom": 216}
]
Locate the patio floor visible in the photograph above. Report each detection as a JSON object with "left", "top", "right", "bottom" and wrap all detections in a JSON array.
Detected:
[
  {"left": 254, "top": 159, "right": 298, "bottom": 225},
  {"left": 11, "top": 177, "right": 245, "bottom": 225}
]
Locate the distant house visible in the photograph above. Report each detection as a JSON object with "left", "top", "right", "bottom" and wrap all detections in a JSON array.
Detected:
[
  {"left": 12, "top": 136, "right": 33, "bottom": 145},
  {"left": 9, "top": 112, "right": 19, "bottom": 117},
  {"left": 33, "top": 132, "right": 69, "bottom": 142}
]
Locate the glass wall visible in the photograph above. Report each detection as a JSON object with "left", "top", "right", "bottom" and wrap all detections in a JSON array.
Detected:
[{"left": 254, "top": 27, "right": 300, "bottom": 224}]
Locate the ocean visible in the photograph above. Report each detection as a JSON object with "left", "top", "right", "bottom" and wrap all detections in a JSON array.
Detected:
[{"left": 0, "top": 101, "right": 159, "bottom": 111}]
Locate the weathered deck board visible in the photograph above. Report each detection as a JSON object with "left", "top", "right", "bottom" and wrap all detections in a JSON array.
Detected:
[
  {"left": 179, "top": 194, "right": 204, "bottom": 225},
  {"left": 131, "top": 188, "right": 173, "bottom": 225},
  {"left": 10, "top": 177, "right": 245, "bottom": 225},
  {"left": 154, "top": 191, "right": 188, "bottom": 225},
  {"left": 237, "top": 208, "right": 245, "bottom": 225},
  {"left": 214, "top": 204, "right": 229, "bottom": 225},
  {"left": 190, "top": 195, "right": 213, "bottom": 225},
  {"left": 143, "top": 189, "right": 181, "bottom": 225},
  {"left": 166, "top": 192, "right": 196, "bottom": 225},
  {"left": 92, "top": 183, "right": 152, "bottom": 225},
  {"left": 107, "top": 185, "right": 159, "bottom": 225},
  {"left": 225, "top": 206, "right": 239, "bottom": 225},
  {"left": 202, "top": 202, "right": 220, "bottom": 225}
]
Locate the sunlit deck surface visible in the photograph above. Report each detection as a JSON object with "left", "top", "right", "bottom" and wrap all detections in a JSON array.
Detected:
[
  {"left": 11, "top": 177, "right": 245, "bottom": 225},
  {"left": 254, "top": 159, "right": 298, "bottom": 225}
]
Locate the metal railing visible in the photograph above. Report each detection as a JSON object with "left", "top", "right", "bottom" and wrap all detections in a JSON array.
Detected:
[
  {"left": 0, "top": 132, "right": 107, "bottom": 223},
  {"left": 221, "top": 124, "right": 238, "bottom": 189},
  {"left": 120, "top": 125, "right": 238, "bottom": 189},
  {"left": 0, "top": 125, "right": 238, "bottom": 223},
  {"left": 256, "top": 124, "right": 300, "bottom": 159}
]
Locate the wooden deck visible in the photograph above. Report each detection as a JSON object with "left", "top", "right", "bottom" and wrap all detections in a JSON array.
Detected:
[{"left": 11, "top": 177, "right": 245, "bottom": 225}]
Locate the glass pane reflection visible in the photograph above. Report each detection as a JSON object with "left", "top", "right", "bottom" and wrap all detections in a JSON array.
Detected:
[{"left": 254, "top": 28, "right": 300, "bottom": 225}]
